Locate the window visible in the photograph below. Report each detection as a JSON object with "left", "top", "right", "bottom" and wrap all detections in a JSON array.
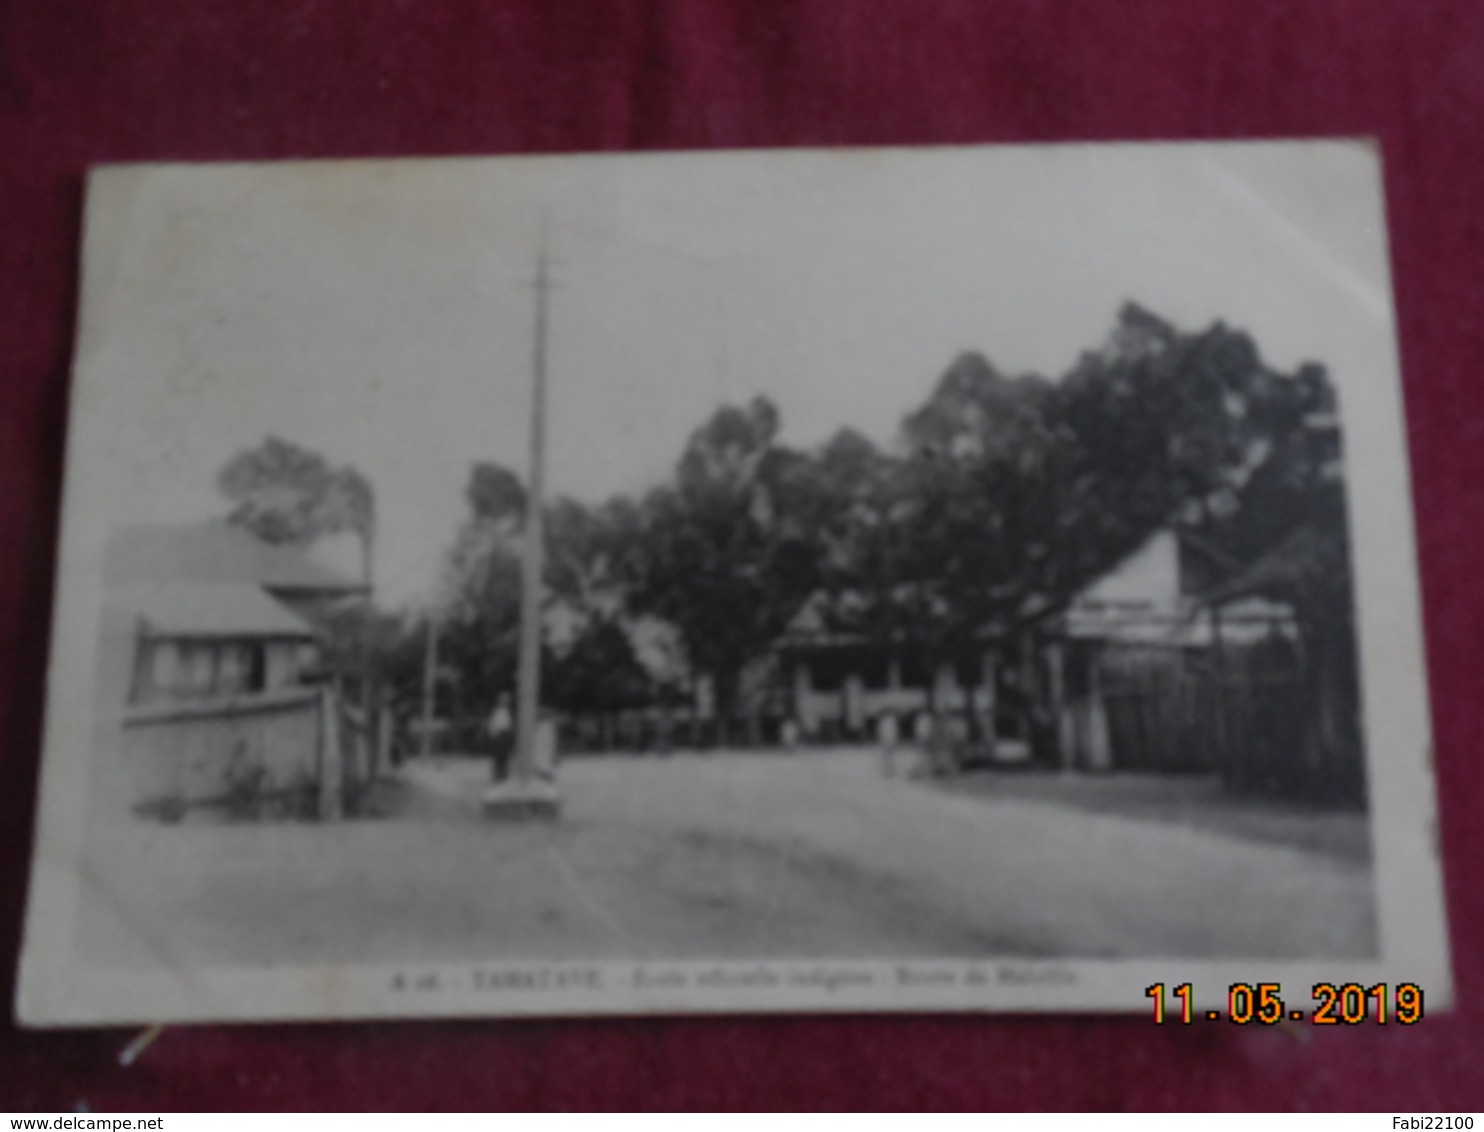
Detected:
[
  {"left": 182, "top": 643, "right": 217, "bottom": 694},
  {"left": 147, "top": 640, "right": 180, "bottom": 694},
  {"left": 266, "top": 642, "right": 307, "bottom": 689},
  {"left": 136, "top": 638, "right": 275, "bottom": 703},
  {"left": 217, "top": 643, "right": 251, "bottom": 694}
]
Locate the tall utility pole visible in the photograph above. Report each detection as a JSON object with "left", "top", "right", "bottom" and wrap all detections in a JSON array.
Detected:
[{"left": 512, "top": 230, "right": 552, "bottom": 784}]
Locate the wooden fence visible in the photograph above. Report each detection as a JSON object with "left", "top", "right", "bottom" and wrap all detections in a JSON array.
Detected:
[
  {"left": 1097, "top": 635, "right": 1325, "bottom": 793},
  {"left": 120, "top": 677, "right": 390, "bottom": 821}
]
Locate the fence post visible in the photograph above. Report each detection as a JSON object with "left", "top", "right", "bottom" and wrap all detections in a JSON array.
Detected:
[
  {"left": 1211, "top": 606, "right": 1233, "bottom": 788},
  {"left": 376, "top": 699, "right": 393, "bottom": 776},
  {"left": 1043, "top": 642, "right": 1068, "bottom": 770},
  {"left": 318, "top": 684, "right": 343, "bottom": 821},
  {"left": 1084, "top": 642, "right": 1113, "bottom": 771}
]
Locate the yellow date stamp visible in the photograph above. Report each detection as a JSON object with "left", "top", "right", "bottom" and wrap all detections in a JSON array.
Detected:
[{"left": 1146, "top": 981, "right": 1425, "bottom": 1024}]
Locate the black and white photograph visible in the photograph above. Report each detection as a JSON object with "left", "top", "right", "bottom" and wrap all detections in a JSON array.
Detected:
[{"left": 17, "top": 141, "right": 1449, "bottom": 1024}]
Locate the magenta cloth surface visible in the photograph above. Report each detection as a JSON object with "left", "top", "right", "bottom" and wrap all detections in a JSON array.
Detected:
[{"left": 1, "top": 0, "right": 1480, "bottom": 1110}]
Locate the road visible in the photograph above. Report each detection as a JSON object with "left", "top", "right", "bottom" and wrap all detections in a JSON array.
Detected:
[{"left": 77, "top": 749, "right": 1378, "bottom": 970}]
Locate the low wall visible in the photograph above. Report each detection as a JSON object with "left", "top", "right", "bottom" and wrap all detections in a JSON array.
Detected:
[{"left": 120, "top": 688, "right": 320, "bottom": 816}]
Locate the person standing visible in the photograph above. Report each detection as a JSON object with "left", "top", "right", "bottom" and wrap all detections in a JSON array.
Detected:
[
  {"left": 487, "top": 693, "right": 514, "bottom": 781},
  {"left": 877, "top": 712, "right": 900, "bottom": 777},
  {"left": 781, "top": 716, "right": 800, "bottom": 753}
]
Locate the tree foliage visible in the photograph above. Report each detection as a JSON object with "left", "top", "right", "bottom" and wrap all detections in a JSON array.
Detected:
[
  {"left": 466, "top": 462, "right": 527, "bottom": 531},
  {"left": 847, "top": 307, "right": 1352, "bottom": 640},
  {"left": 619, "top": 396, "right": 821, "bottom": 723},
  {"left": 217, "top": 435, "right": 377, "bottom": 587},
  {"left": 434, "top": 462, "right": 526, "bottom": 720},
  {"left": 428, "top": 304, "right": 1358, "bottom": 749},
  {"left": 545, "top": 618, "right": 654, "bottom": 718}
]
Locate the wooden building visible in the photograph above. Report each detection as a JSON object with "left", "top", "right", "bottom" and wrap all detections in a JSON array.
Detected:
[
  {"left": 778, "top": 530, "right": 1303, "bottom": 777},
  {"left": 96, "top": 521, "right": 368, "bottom": 819}
]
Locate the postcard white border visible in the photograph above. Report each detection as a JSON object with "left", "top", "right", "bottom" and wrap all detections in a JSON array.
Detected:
[{"left": 16, "top": 140, "right": 1452, "bottom": 1027}]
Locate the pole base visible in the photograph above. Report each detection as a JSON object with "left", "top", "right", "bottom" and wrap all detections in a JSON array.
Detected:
[{"left": 481, "top": 778, "right": 562, "bottom": 821}]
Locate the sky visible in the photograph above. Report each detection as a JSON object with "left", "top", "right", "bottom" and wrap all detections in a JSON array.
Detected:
[{"left": 65, "top": 141, "right": 1400, "bottom": 607}]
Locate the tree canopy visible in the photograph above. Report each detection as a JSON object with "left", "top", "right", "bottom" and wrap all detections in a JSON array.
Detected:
[
  {"left": 425, "top": 303, "right": 1355, "bottom": 739},
  {"left": 217, "top": 435, "right": 377, "bottom": 587},
  {"left": 618, "top": 396, "right": 822, "bottom": 724}
]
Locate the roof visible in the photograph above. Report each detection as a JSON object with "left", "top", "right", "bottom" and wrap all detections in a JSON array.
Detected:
[
  {"left": 1072, "top": 530, "right": 1181, "bottom": 610},
  {"left": 783, "top": 530, "right": 1181, "bottom": 648},
  {"left": 109, "top": 583, "right": 315, "bottom": 638},
  {"left": 1196, "top": 523, "right": 1344, "bottom": 608},
  {"left": 103, "top": 521, "right": 364, "bottom": 593}
]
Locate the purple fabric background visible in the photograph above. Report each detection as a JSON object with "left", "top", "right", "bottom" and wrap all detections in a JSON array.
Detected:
[{"left": 1, "top": 0, "right": 1480, "bottom": 1110}]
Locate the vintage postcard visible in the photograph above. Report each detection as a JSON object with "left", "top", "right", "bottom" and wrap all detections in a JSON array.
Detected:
[{"left": 17, "top": 141, "right": 1451, "bottom": 1025}]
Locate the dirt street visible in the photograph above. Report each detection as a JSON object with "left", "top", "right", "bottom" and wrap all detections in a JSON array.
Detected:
[{"left": 77, "top": 749, "right": 1378, "bottom": 970}]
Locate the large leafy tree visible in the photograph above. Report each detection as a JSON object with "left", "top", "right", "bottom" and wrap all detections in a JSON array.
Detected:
[
  {"left": 217, "top": 435, "right": 377, "bottom": 589},
  {"left": 434, "top": 461, "right": 528, "bottom": 724},
  {"left": 545, "top": 618, "right": 655, "bottom": 727},
  {"left": 543, "top": 494, "right": 641, "bottom": 633},
  {"left": 541, "top": 494, "right": 662, "bottom": 736},
  {"left": 788, "top": 427, "right": 897, "bottom": 593},
  {"left": 1028, "top": 305, "right": 1265, "bottom": 610},
  {"left": 795, "top": 353, "right": 1066, "bottom": 693},
  {"left": 896, "top": 352, "right": 1060, "bottom": 646},
  {"left": 1051, "top": 304, "right": 1352, "bottom": 611},
  {"left": 439, "top": 463, "right": 652, "bottom": 731},
  {"left": 812, "top": 308, "right": 1359, "bottom": 695},
  {"left": 465, "top": 461, "right": 527, "bottom": 531},
  {"left": 622, "top": 396, "right": 820, "bottom": 735}
]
